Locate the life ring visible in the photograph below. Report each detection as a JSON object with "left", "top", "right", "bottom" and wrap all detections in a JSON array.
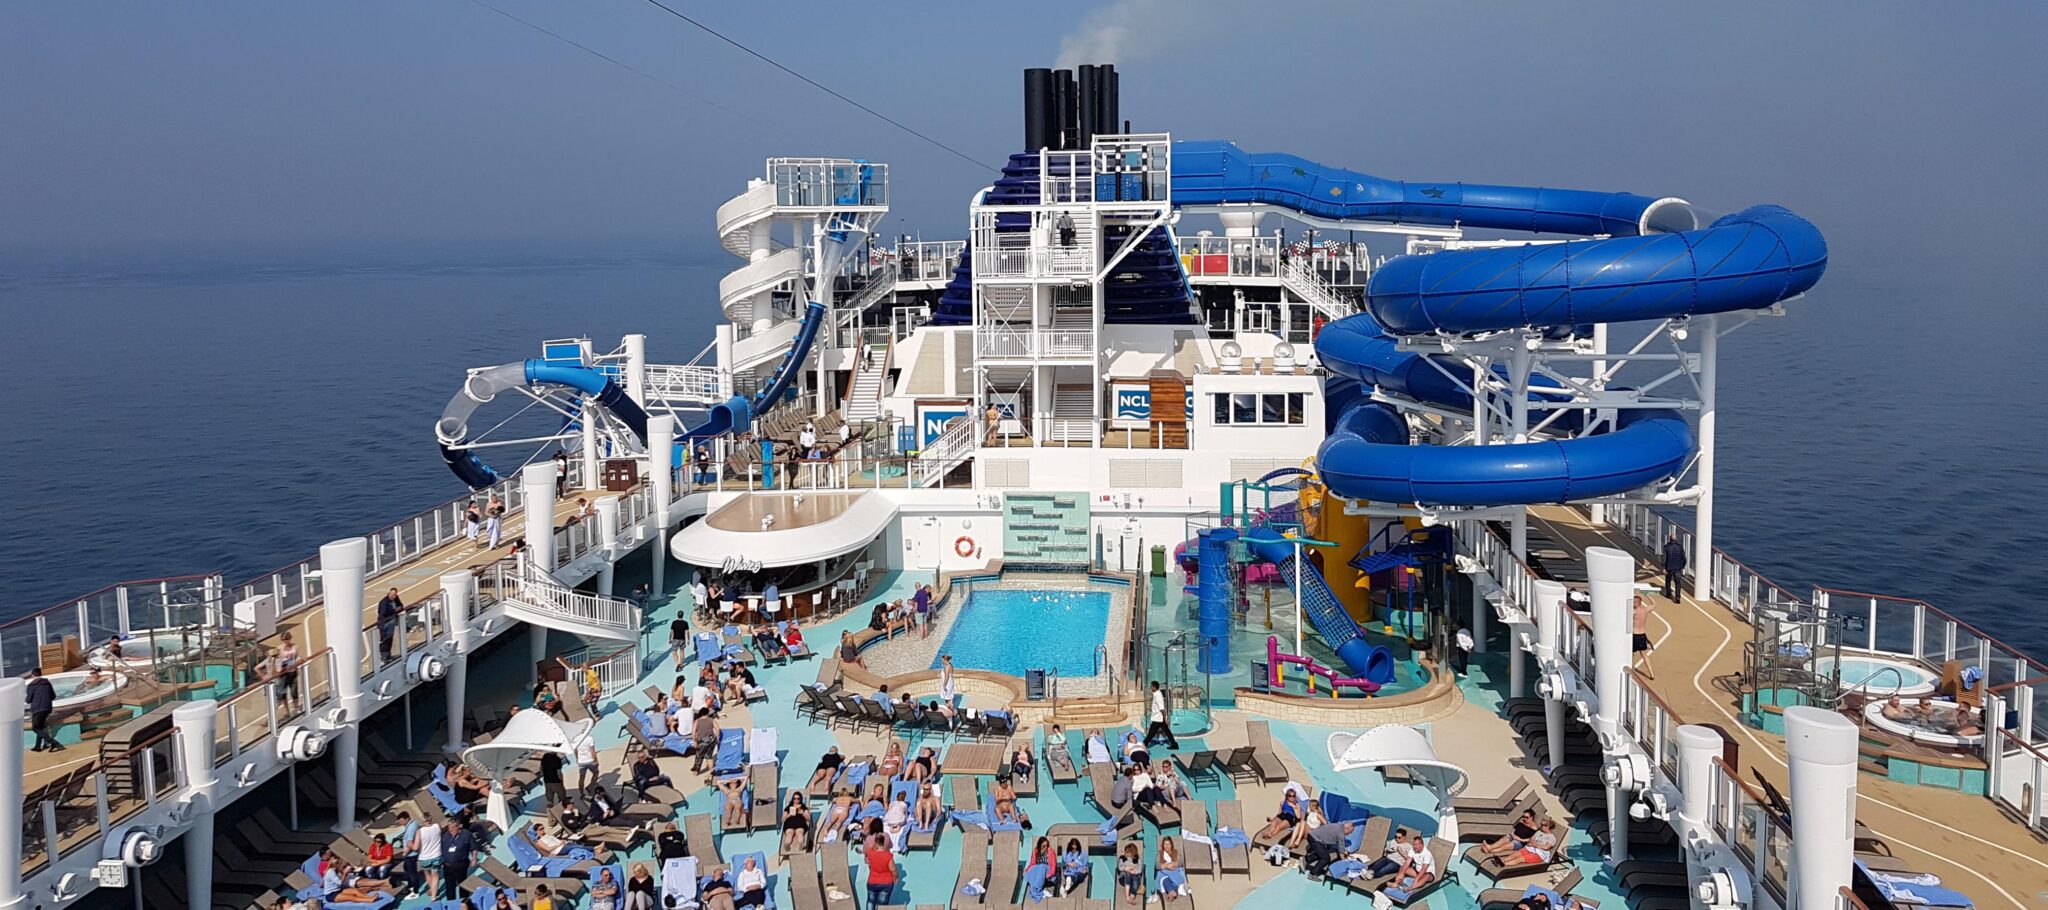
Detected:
[{"left": 954, "top": 536, "right": 977, "bottom": 558}]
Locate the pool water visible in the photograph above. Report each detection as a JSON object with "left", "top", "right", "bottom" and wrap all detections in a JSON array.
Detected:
[
  {"left": 1815, "top": 655, "right": 1938, "bottom": 696},
  {"left": 933, "top": 587, "right": 1110, "bottom": 677}
]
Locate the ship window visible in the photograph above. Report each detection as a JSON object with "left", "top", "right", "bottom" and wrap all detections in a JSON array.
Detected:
[
  {"left": 1232, "top": 394, "right": 1258, "bottom": 424},
  {"left": 1287, "top": 393, "right": 1305, "bottom": 424},
  {"left": 1212, "top": 393, "right": 1232, "bottom": 424},
  {"left": 1261, "top": 394, "right": 1285, "bottom": 423}
]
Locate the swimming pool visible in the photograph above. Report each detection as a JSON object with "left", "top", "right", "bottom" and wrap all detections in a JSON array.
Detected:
[
  {"left": 49, "top": 670, "right": 129, "bottom": 709},
  {"left": 934, "top": 587, "right": 1111, "bottom": 678},
  {"left": 1815, "top": 655, "right": 1937, "bottom": 697}
]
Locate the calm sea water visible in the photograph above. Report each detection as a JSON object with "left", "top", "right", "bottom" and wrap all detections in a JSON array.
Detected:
[{"left": 3, "top": 251, "right": 2042, "bottom": 658}]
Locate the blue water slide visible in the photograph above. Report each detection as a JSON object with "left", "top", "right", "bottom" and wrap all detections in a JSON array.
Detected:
[
  {"left": 1170, "top": 141, "right": 1826, "bottom": 506},
  {"left": 1243, "top": 527, "right": 1394, "bottom": 685}
]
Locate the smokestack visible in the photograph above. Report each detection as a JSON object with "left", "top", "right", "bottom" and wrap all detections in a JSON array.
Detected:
[
  {"left": 1054, "top": 69, "right": 1077, "bottom": 150},
  {"left": 1104, "top": 65, "right": 1120, "bottom": 136},
  {"left": 1024, "top": 68, "right": 1053, "bottom": 152},
  {"left": 1076, "top": 64, "right": 1099, "bottom": 149}
]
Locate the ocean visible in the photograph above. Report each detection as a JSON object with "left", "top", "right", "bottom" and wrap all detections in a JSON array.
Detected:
[{"left": 2, "top": 249, "right": 2042, "bottom": 659}]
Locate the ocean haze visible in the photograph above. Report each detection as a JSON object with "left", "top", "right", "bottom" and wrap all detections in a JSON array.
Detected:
[{"left": 3, "top": 2, "right": 2045, "bottom": 656}]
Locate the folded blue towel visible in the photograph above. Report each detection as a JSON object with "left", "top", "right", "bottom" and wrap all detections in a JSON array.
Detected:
[
  {"left": 1212, "top": 828, "right": 1249, "bottom": 849},
  {"left": 950, "top": 810, "right": 989, "bottom": 828},
  {"left": 1329, "top": 859, "right": 1367, "bottom": 880},
  {"left": 1157, "top": 868, "right": 1188, "bottom": 894},
  {"left": 1097, "top": 817, "right": 1118, "bottom": 835}
]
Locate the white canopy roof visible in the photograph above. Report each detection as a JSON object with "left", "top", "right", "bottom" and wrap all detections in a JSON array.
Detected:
[
  {"left": 463, "top": 710, "right": 592, "bottom": 780},
  {"left": 669, "top": 490, "right": 897, "bottom": 570},
  {"left": 1327, "top": 725, "right": 1473, "bottom": 843}
]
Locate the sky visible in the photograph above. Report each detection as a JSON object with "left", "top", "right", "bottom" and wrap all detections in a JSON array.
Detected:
[{"left": 5, "top": 0, "right": 2048, "bottom": 285}]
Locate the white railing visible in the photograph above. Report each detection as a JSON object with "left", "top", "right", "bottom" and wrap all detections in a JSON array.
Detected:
[
  {"left": 1280, "top": 256, "right": 1357, "bottom": 323},
  {"left": 500, "top": 562, "right": 640, "bottom": 637},
  {"left": 1606, "top": 503, "right": 1806, "bottom": 620},
  {"left": 914, "top": 415, "right": 978, "bottom": 486},
  {"left": 766, "top": 157, "right": 889, "bottom": 208},
  {"left": 562, "top": 642, "right": 643, "bottom": 706},
  {"left": 894, "top": 240, "right": 964, "bottom": 283},
  {"left": 970, "top": 211, "right": 1095, "bottom": 280},
  {"left": 976, "top": 328, "right": 1094, "bottom": 359},
  {"left": 646, "top": 364, "right": 730, "bottom": 404},
  {"left": 1039, "top": 149, "right": 1094, "bottom": 204}
]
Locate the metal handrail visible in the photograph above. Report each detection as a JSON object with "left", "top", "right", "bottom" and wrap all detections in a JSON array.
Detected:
[{"left": 1832, "top": 664, "right": 1907, "bottom": 708}]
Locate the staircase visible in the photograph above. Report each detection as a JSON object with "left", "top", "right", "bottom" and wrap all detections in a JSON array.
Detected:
[
  {"left": 1045, "top": 218, "right": 1096, "bottom": 276},
  {"left": 912, "top": 413, "right": 976, "bottom": 487},
  {"left": 1048, "top": 384, "right": 1095, "bottom": 444},
  {"left": 500, "top": 562, "right": 640, "bottom": 642},
  {"left": 844, "top": 342, "right": 889, "bottom": 423},
  {"left": 1281, "top": 257, "right": 1357, "bottom": 323}
]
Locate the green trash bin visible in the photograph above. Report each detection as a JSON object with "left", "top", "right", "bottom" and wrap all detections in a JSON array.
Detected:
[{"left": 1150, "top": 544, "right": 1167, "bottom": 577}]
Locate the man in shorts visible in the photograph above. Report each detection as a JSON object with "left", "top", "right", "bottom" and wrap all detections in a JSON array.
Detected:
[
  {"left": 671, "top": 613, "right": 692, "bottom": 670},
  {"left": 1631, "top": 595, "right": 1656, "bottom": 679}
]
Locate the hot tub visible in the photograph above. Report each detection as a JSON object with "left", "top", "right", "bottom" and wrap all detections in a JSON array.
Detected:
[
  {"left": 87, "top": 628, "right": 210, "bottom": 669},
  {"left": 48, "top": 670, "right": 130, "bottom": 710},
  {"left": 1815, "top": 655, "right": 1937, "bottom": 697},
  {"left": 1863, "top": 698, "right": 1983, "bottom": 749}
]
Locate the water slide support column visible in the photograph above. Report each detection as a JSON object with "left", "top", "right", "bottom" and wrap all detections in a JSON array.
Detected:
[
  {"left": 623, "top": 334, "right": 648, "bottom": 406},
  {"left": 522, "top": 462, "right": 557, "bottom": 681},
  {"left": 0, "top": 680, "right": 28, "bottom": 910},
  {"left": 173, "top": 700, "right": 220, "bottom": 910},
  {"left": 1588, "top": 324, "right": 1610, "bottom": 525},
  {"left": 440, "top": 571, "right": 474, "bottom": 755},
  {"left": 1786, "top": 706, "right": 1859, "bottom": 910},
  {"left": 579, "top": 396, "right": 599, "bottom": 493},
  {"left": 1506, "top": 343, "right": 1533, "bottom": 698},
  {"left": 1691, "top": 316, "right": 1718, "bottom": 601},
  {"left": 595, "top": 496, "right": 621, "bottom": 598},
  {"left": 1588, "top": 546, "right": 1635, "bottom": 864},
  {"left": 319, "top": 537, "right": 370, "bottom": 832},
  {"left": 1533, "top": 579, "right": 1569, "bottom": 774},
  {"left": 649, "top": 415, "right": 676, "bottom": 597}
]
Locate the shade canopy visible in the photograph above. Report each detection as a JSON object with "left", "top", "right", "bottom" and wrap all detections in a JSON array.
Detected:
[{"left": 1327, "top": 725, "right": 1473, "bottom": 843}]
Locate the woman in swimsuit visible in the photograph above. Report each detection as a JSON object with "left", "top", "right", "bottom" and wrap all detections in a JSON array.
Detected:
[{"left": 780, "top": 791, "right": 813, "bottom": 852}]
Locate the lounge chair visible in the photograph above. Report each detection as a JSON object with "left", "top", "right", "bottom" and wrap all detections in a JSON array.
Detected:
[
  {"left": 1477, "top": 868, "right": 1587, "bottom": 908},
  {"left": 1178, "top": 800, "right": 1215, "bottom": 877},
  {"left": 685, "top": 813, "right": 722, "bottom": 868},
  {"left": 1212, "top": 800, "right": 1253, "bottom": 875},
  {"left": 1217, "top": 745, "right": 1261, "bottom": 783},
  {"left": 1174, "top": 749, "right": 1220, "bottom": 786},
  {"left": 820, "top": 844, "right": 858, "bottom": 910},
  {"left": 1137, "top": 792, "right": 1182, "bottom": 830},
  {"left": 1046, "top": 737, "right": 1079, "bottom": 785},
  {"left": 1243, "top": 721, "right": 1290, "bottom": 783},
  {"left": 985, "top": 829, "right": 1023, "bottom": 908},
  {"left": 953, "top": 829, "right": 992, "bottom": 905},
  {"left": 749, "top": 762, "right": 781, "bottom": 831},
  {"left": 1463, "top": 827, "right": 1571, "bottom": 881},
  {"left": 471, "top": 856, "right": 587, "bottom": 901},
  {"left": 1455, "top": 778, "right": 1533, "bottom": 815}
]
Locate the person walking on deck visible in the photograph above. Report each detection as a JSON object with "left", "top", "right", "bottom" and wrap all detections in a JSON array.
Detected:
[
  {"left": 26, "top": 669, "right": 59, "bottom": 752},
  {"left": 1661, "top": 531, "right": 1688, "bottom": 600},
  {"left": 376, "top": 587, "right": 403, "bottom": 663},
  {"left": 1144, "top": 682, "right": 1179, "bottom": 750},
  {"left": 484, "top": 494, "right": 505, "bottom": 549},
  {"left": 463, "top": 500, "right": 482, "bottom": 542}
]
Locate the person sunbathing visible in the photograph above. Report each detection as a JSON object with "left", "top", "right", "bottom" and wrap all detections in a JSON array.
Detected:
[
  {"left": 753, "top": 625, "right": 786, "bottom": 659},
  {"left": 907, "top": 746, "right": 939, "bottom": 787},
  {"left": 780, "top": 792, "right": 813, "bottom": 852},
  {"left": 1011, "top": 748, "right": 1036, "bottom": 780},
  {"left": 884, "top": 794, "right": 912, "bottom": 851},
  {"left": 861, "top": 782, "right": 889, "bottom": 821},
  {"left": 322, "top": 860, "right": 391, "bottom": 905},
  {"left": 1256, "top": 790, "right": 1303, "bottom": 841},
  {"left": 878, "top": 741, "right": 905, "bottom": 779},
  {"left": 1285, "top": 799, "right": 1327, "bottom": 854},
  {"left": 720, "top": 776, "right": 749, "bottom": 828},
  {"left": 1084, "top": 730, "right": 1112, "bottom": 764},
  {"left": 993, "top": 793, "right": 1030, "bottom": 829},
  {"left": 1153, "top": 761, "right": 1188, "bottom": 803},
  {"left": 820, "top": 789, "right": 857, "bottom": 843},
  {"left": 808, "top": 746, "right": 845, "bottom": 794},
  {"left": 915, "top": 783, "right": 944, "bottom": 831},
  {"left": 783, "top": 624, "right": 806, "bottom": 653},
  {"left": 700, "top": 865, "right": 737, "bottom": 910},
  {"left": 1480, "top": 809, "right": 1540, "bottom": 857},
  {"left": 1500, "top": 818, "right": 1559, "bottom": 867}
]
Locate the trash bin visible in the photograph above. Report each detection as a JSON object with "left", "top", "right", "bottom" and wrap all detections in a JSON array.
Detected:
[
  {"left": 1025, "top": 668, "right": 1048, "bottom": 701},
  {"left": 1150, "top": 545, "right": 1167, "bottom": 578}
]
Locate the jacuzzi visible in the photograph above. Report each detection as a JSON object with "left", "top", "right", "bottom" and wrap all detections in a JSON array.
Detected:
[
  {"left": 87, "top": 628, "right": 210, "bottom": 669},
  {"left": 1815, "top": 655, "right": 1938, "bottom": 697},
  {"left": 48, "top": 669, "right": 130, "bottom": 710},
  {"left": 1863, "top": 698, "right": 1983, "bottom": 749}
]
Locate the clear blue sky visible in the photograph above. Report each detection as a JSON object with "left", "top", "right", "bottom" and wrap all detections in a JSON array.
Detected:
[{"left": 5, "top": 0, "right": 2044, "bottom": 281}]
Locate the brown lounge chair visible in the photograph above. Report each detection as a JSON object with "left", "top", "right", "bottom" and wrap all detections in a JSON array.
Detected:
[
  {"left": 1178, "top": 800, "right": 1214, "bottom": 877},
  {"left": 1463, "top": 826, "right": 1572, "bottom": 881},
  {"left": 953, "top": 829, "right": 991, "bottom": 906},
  {"left": 685, "top": 812, "right": 722, "bottom": 868},
  {"left": 1346, "top": 838, "right": 1455, "bottom": 903},
  {"left": 1478, "top": 868, "right": 1589, "bottom": 908},
  {"left": 1212, "top": 800, "right": 1254, "bottom": 875},
  {"left": 1454, "top": 778, "right": 1533, "bottom": 815},
  {"left": 786, "top": 846, "right": 827, "bottom": 910},
  {"left": 985, "top": 829, "right": 1023, "bottom": 908},
  {"left": 1243, "top": 721, "right": 1291, "bottom": 782}
]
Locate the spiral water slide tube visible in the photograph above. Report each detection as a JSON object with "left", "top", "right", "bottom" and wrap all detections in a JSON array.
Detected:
[
  {"left": 435, "top": 301, "right": 827, "bottom": 489},
  {"left": 1171, "top": 141, "right": 1828, "bottom": 507}
]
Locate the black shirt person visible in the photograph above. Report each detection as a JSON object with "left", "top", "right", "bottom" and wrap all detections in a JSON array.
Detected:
[
  {"left": 1661, "top": 532, "right": 1688, "bottom": 600},
  {"left": 25, "top": 670, "right": 60, "bottom": 752}
]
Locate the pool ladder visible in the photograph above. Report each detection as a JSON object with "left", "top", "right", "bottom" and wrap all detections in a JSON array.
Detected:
[{"left": 1833, "top": 664, "right": 1906, "bottom": 714}]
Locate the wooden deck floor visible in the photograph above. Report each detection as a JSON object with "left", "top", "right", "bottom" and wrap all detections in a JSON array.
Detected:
[{"left": 1525, "top": 505, "right": 2048, "bottom": 905}]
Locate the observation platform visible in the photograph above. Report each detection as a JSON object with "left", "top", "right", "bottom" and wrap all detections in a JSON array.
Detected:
[{"left": 671, "top": 490, "right": 897, "bottom": 569}]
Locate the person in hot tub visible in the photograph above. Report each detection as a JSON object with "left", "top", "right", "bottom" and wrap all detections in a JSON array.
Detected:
[
  {"left": 1881, "top": 695, "right": 1912, "bottom": 722},
  {"left": 1951, "top": 705, "right": 1982, "bottom": 737}
]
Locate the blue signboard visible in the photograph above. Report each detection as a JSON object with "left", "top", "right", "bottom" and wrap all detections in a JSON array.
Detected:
[
  {"left": 920, "top": 408, "right": 968, "bottom": 447},
  {"left": 1114, "top": 386, "right": 1152, "bottom": 420}
]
